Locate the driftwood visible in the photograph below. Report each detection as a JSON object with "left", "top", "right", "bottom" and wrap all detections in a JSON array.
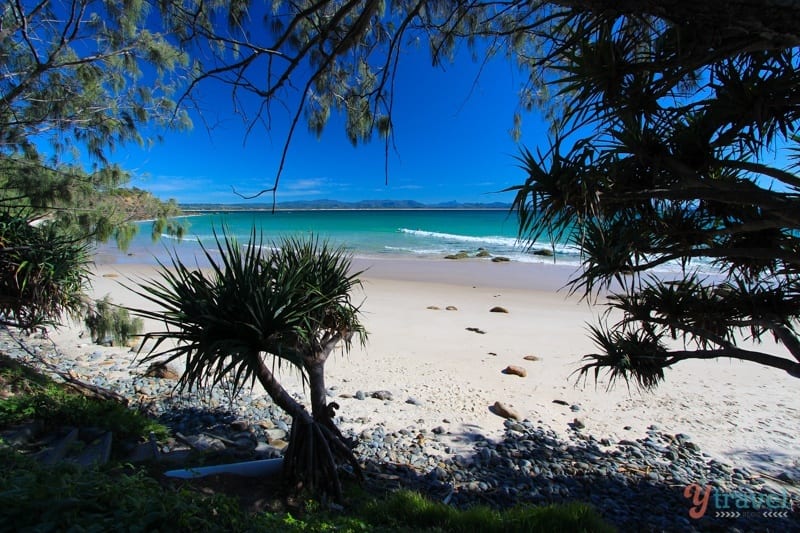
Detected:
[{"left": 60, "top": 368, "right": 129, "bottom": 406}]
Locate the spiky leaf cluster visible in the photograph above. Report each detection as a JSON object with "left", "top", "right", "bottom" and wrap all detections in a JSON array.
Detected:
[
  {"left": 0, "top": 214, "right": 91, "bottom": 330},
  {"left": 130, "top": 231, "right": 366, "bottom": 396}
]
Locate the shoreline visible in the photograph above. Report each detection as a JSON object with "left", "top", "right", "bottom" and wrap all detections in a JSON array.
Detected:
[{"left": 81, "top": 254, "right": 800, "bottom": 485}]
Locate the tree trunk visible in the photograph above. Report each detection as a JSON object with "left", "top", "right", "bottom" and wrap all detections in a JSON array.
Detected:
[
  {"left": 254, "top": 356, "right": 308, "bottom": 419},
  {"left": 307, "top": 358, "right": 329, "bottom": 423},
  {"left": 254, "top": 354, "right": 361, "bottom": 503}
]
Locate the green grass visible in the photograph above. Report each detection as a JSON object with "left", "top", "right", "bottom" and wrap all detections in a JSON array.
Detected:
[
  {"left": 0, "top": 355, "right": 169, "bottom": 447},
  {"left": 0, "top": 450, "right": 259, "bottom": 532},
  {"left": 0, "top": 354, "right": 614, "bottom": 532},
  {"left": 0, "top": 452, "right": 613, "bottom": 532},
  {"left": 360, "top": 490, "right": 614, "bottom": 532}
]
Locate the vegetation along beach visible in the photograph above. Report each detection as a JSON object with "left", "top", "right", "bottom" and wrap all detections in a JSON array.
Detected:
[{"left": 3, "top": 1, "right": 800, "bottom": 532}]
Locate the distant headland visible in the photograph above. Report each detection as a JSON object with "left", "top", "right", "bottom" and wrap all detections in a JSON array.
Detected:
[{"left": 181, "top": 199, "right": 513, "bottom": 211}]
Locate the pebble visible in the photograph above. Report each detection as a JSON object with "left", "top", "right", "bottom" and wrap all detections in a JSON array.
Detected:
[
  {"left": 371, "top": 390, "right": 393, "bottom": 401},
  {"left": 264, "top": 428, "right": 287, "bottom": 442},
  {"left": 491, "top": 401, "right": 521, "bottom": 421}
]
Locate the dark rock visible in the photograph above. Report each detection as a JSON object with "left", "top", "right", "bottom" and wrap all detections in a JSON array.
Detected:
[
  {"left": 572, "top": 417, "right": 586, "bottom": 430},
  {"left": 523, "top": 355, "right": 540, "bottom": 361},
  {"left": 182, "top": 434, "right": 226, "bottom": 452},
  {"left": 355, "top": 390, "right": 366, "bottom": 400},
  {"left": 426, "top": 305, "right": 441, "bottom": 310},
  {"left": 445, "top": 305, "right": 458, "bottom": 311},
  {"left": 0, "top": 421, "right": 43, "bottom": 446},
  {"left": 491, "top": 256, "right": 510, "bottom": 263},
  {"left": 444, "top": 251, "right": 469, "bottom": 260},
  {"left": 233, "top": 436, "right": 255, "bottom": 449},
  {"left": 502, "top": 365, "right": 527, "bottom": 377},
  {"left": 489, "top": 306, "right": 509, "bottom": 313},
  {"left": 230, "top": 420, "right": 249, "bottom": 432},
  {"left": 552, "top": 399, "right": 569, "bottom": 406},
  {"left": 533, "top": 249, "right": 554, "bottom": 256},
  {"left": 466, "top": 327, "right": 486, "bottom": 334},
  {"left": 143, "top": 362, "right": 180, "bottom": 380}
]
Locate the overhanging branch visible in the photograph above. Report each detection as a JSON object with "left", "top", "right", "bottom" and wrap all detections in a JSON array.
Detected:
[{"left": 663, "top": 347, "right": 800, "bottom": 377}]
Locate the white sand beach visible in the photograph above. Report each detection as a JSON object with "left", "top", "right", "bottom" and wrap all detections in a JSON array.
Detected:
[{"left": 47, "top": 255, "right": 800, "bottom": 485}]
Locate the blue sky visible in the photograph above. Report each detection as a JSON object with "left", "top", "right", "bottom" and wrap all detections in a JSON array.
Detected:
[{"left": 119, "top": 45, "right": 551, "bottom": 205}]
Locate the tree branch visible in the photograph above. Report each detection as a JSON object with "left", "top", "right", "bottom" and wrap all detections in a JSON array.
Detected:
[{"left": 663, "top": 347, "right": 800, "bottom": 377}]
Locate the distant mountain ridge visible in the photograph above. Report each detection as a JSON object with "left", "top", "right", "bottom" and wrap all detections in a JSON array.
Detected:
[{"left": 182, "top": 199, "right": 513, "bottom": 211}]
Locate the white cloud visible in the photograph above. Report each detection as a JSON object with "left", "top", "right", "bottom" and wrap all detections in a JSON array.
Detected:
[{"left": 284, "top": 177, "right": 331, "bottom": 191}]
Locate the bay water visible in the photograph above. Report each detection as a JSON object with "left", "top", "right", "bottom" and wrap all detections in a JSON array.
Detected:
[{"left": 112, "top": 209, "right": 581, "bottom": 266}]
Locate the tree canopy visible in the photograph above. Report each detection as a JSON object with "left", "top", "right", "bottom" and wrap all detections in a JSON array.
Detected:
[
  {"left": 507, "top": 1, "right": 800, "bottom": 385},
  {"left": 1, "top": 0, "right": 189, "bottom": 329}
]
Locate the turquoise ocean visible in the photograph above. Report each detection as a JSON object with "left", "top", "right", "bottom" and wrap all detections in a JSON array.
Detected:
[
  {"left": 98, "top": 209, "right": 712, "bottom": 274},
  {"left": 113, "top": 209, "right": 583, "bottom": 266}
]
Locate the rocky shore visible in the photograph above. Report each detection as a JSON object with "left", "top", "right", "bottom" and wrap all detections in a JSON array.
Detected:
[{"left": 3, "top": 329, "right": 798, "bottom": 533}]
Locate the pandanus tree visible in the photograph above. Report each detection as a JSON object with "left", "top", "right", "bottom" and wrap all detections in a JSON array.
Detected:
[
  {"left": 0, "top": 213, "right": 91, "bottom": 330},
  {"left": 509, "top": 1, "right": 800, "bottom": 387},
  {"left": 130, "top": 231, "right": 366, "bottom": 501}
]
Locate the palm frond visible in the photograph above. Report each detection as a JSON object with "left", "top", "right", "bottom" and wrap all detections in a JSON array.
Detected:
[{"left": 126, "top": 229, "right": 367, "bottom": 396}]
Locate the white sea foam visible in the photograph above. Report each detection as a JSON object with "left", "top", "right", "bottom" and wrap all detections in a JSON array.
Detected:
[
  {"left": 398, "top": 228, "right": 585, "bottom": 256},
  {"left": 383, "top": 246, "right": 447, "bottom": 255},
  {"left": 398, "top": 228, "right": 521, "bottom": 248}
]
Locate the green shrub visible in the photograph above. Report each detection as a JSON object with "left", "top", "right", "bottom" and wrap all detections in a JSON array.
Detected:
[
  {"left": 84, "top": 295, "right": 143, "bottom": 346},
  {"left": 0, "top": 450, "right": 256, "bottom": 532},
  {"left": 0, "top": 213, "right": 91, "bottom": 330},
  {"left": 0, "top": 355, "right": 168, "bottom": 445}
]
